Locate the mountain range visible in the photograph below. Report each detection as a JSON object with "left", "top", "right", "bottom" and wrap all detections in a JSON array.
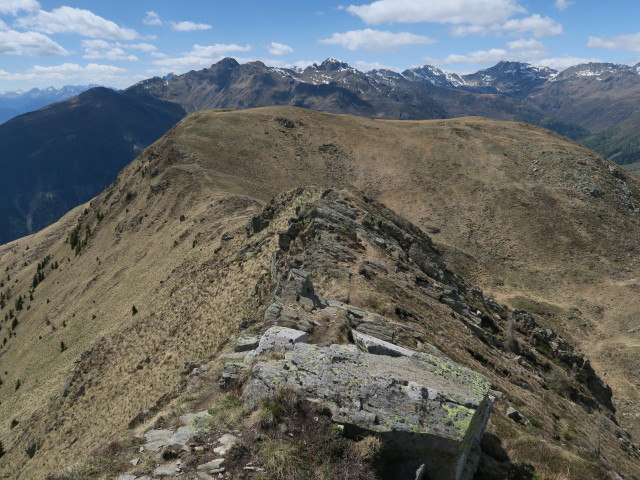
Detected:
[
  {"left": 2, "top": 57, "right": 640, "bottom": 245},
  {"left": 0, "top": 85, "right": 97, "bottom": 125},
  {"left": 2, "top": 107, "right": 640, "bottom": 479}
]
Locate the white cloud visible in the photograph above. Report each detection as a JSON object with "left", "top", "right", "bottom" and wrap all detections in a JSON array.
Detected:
[
  {"left": 170, "top": 21, "right": 212, "bottom": 32},
  {"left": 319, "top": 28, "right": 435, "bottom": 52},
  {"left": 502, "top": 14, "right": 563, "bottom": 37},
  {"left": 0, "top": 62, "right": 127, "bottom": 84},
  {"left": 30, "top": 63, "right": 124, "bottom": 74},
  {"left": 354, "top": 60, "right": 401, "bottom": 72},
  {"left": 424, "top": 36, "right": 553, "bottom": 66},
  {"left": 15, "top": 6, "right": 137, "bottom": 40},
  {"left": 449, "top": 24, "right": 493, "bottom": 37},
  {"left": 82, "top": 39, "right": 138, "bottom": 61},
  {"left": 128, "top": 42, "right": 158, "bottom": 53},
  {"left": 554, "top": 0, "right": 573, "bottom": 11},
  {"left": 347, "top": 0, "right": 525, "bottom": 25},
  {"left": 506, "top": 38, "right": 547, "bottom": 57},
  {"left": 588, "top": 34, "right": 640, "bottom": 52},
  {"left": 451, "top": 14, "right": 562, "bottom": 38},
  {"left": 152, "top": 43, "right": 252, "bottom": 72},
  {"left": 143, "top": 11, "right": 162, "bottom": 26},
  {"left": 533, "top": 56, "right": 601, "bottom": 70},
  {"left": 268, "top": 42, "right": 293, "bottom": 56},
  {"left": 0, "top": 0, "right": 40, "bottom": 15},
  {"left": 0, "top": 29, "right": 68, "bottom": 55},
  {"left": 426, "top": 48, "right": 510, "bottom": 66}
]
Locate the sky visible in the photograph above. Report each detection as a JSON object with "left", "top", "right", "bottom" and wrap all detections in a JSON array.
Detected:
[{"left": 2, "top": 0, "right": 640, "bottom": 91}]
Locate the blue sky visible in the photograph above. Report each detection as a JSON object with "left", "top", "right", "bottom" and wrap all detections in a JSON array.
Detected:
[{"left": 1, "top": 0, "right": 640, "bottom": 91}]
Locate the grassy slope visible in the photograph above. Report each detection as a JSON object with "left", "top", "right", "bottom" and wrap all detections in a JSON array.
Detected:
[{"left": 1, "top": 107, "right": 640, "bottom": 477}]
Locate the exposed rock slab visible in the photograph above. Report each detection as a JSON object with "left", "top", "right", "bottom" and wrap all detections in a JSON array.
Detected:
[
  {"left": 244, "top": 326, "right": 308, "bottom": 362},
  {"left": 244, "top": 331, "right": 493, "bottom": 480},
  {"left": 143, "top": 429, "right": 174, "bottom": 452}
]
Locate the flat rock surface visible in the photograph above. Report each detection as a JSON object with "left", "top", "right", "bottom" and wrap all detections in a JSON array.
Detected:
[
  {"left": 245, "top": 342, "right": 491, "bottom": 442},
  {"left": 143, "top": 429, "right": 174, "bottom": 452}
]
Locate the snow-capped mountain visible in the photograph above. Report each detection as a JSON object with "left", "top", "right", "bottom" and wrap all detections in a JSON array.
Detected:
[
  {"left": 6, "top": 55, "right": 640, "bottom": 245},
  {"left": 461, "top": 61, "right": 557, "bottom": 94},
  {"left": 0, "top": 84, "right": 98, "bottom": 124},
  {"left": 555, "top": 62, "right": 637, "bottom": 81},
  {"left": 402, "top": 65, "right": 467, "bottom": 89}
]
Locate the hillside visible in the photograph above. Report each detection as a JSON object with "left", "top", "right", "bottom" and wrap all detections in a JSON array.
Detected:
[
  {"left": 623, "top": 161, "right": 640, "bottom": 176},
  {"left": 1, "top": 107, "right": 640, "bottom": 479},
  {"left": 0, "top": 87, "right": 185, "bottom": 244}
]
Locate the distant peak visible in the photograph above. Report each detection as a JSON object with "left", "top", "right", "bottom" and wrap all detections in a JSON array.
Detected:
[
  {"left": 558, "top": 62, "right": 635, "bottom": 79},
  {"left": 215, "top": 57, "right": 240, "bottom": 69},
  {"left": 317, "top": 57, "right": 351, "bottom": 72}
]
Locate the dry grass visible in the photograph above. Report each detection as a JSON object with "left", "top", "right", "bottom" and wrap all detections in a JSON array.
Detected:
[
  {"left": 2, "top": 106, "right": 640, "bottom": 478},
  {"left": 258, "top": 440, "right": 312, "bottom": 480},
  {"left": 206, "top": 393, "right": 246, "bottom": 430}
]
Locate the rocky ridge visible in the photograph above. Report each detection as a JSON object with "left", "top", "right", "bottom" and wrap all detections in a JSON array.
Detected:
[
  {"left": 91, "top": 187, "right": 637, "bottom": 480},
  {"left": 3, "top": 109, "right": 640, "bottom": 479}
]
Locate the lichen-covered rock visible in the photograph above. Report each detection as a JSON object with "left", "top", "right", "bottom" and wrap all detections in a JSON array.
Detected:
[
  {"left": 352, "top": 330, "right": 417, "bottom": 357},
  {"left": 219, "top": 362, "right": 248, "bottom": 391},
  {"left": 234, "top": 334, "right": 259, "bottom": 352},
  {"left": 244, "top": 326, "right": 308, "bottom": 362},
  {"left": 244, "top": 339, "right": 493, "bottom": 480}
]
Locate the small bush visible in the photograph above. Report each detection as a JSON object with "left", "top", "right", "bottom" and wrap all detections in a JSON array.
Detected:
[
  {"left": 131, "top": 305, "right": 138, "bottom": 316},
  {"left": 258, "top": 400, "right": 282, "bottom": 429},
  {"left": 354, "top": 436, "right": 383, "bottom": 462},
  {"left": 257, "top": 388, "right": 299, "bottom": 430},
  {"left": 259, "top": 440, "right": 312, "bottom": 480},
  {"left": 10, "top": 418, "right": 19, "bottom": 429},
  {"left": 207, "top": 393, "right": 245, "bottom": 429}
]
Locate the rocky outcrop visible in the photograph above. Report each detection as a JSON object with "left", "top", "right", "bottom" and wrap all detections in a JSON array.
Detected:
[
  {"left": 32, "top": 186, "right": 631, "bottom": 480},
  {"left": 243, "top": 326, "right": 494, "bottom": 480},
  {"left": 510, "top": 310, "right": 614, "bottom": 411}
]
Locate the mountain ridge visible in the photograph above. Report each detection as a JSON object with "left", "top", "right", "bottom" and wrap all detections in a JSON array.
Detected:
[
  {"left": 2, "top": 56, "right": 640, "bottom": 245},
  {"left": 2, "top": 107, "right": 640, "bottom": 479},
  {"left": 0, "top": 84, "right": 98, "bottom": 125},
  {"left": 0, "top": 86, "right": 185, "bottom": 245}
]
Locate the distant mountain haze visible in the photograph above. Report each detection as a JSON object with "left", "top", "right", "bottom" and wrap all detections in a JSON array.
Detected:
[
  {"left": 0, "top": 85, "right": 97, "bottom": 125},
  {"left": 0, "top": 87, "right": 185, "bottom": 244}
]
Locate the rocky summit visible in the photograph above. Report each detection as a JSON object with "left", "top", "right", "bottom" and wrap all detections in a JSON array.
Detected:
[{"left": 2, "top": 108, "right": 640, "bottom": 479}]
